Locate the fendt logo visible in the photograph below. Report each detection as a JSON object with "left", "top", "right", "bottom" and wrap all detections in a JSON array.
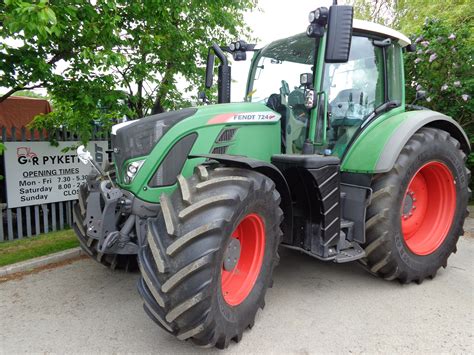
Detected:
[{"left": 17, "top": 147, "right": 39, "bottom": 165}]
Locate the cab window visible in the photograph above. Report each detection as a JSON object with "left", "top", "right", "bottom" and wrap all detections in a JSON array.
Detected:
[
  {"left": 322, "top": 36, "right": 384, "bottom": 157},
  {"left": 247, "top": 34, "right": 318, "bottom": 154}
]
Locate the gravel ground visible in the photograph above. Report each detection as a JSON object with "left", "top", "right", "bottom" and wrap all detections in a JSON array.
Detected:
[{"left": 0, "top": 228, "right": 473, "bottom": 353}]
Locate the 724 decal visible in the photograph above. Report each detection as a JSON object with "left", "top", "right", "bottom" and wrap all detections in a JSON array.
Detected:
[{"left": 208, "top": 111, "right": 281, "bottom": 124}]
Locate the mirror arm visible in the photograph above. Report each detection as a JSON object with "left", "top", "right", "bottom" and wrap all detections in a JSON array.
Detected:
[{"left": 212, "top": 43, "right": 228, "bottom": 66}]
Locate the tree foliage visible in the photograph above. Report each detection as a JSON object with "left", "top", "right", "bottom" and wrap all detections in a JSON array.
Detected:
[
  {"left": 404, "top": 19, "right": 473, "bottom": 131},
  {"left": 0, "top": 0, "right": 256, "bottom": 141}
]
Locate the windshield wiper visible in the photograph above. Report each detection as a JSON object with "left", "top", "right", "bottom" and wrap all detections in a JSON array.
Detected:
[{"left": 362, "top": 100, "right": 401, "bottom": 128}]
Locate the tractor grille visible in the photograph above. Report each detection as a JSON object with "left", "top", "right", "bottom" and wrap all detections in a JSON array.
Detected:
[
  {"left": 216, "top": 128, "right": 238, "bottom": 143},
  {"left": 211, "top": 146, "right": 229, "bottom": 154}
]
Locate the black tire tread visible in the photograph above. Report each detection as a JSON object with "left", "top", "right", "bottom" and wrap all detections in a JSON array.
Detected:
[
  {"left": 138, "top": 165, "right": 283, "bottom": 348},
  {"left": 362, "top": 127, "right": 470, "bottom": 283}
]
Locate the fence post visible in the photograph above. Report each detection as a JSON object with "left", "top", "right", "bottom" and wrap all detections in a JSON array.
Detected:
[{"left": 0, "top": 204, "right": 5, "bottom": 241}]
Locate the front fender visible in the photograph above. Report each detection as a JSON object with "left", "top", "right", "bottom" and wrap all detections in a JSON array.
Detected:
[
  {"left": 191, "top": 154, "right": 293, "bottom": 243},
  {"left": 341, "top": 110, "right": 470, "bottom": 173}
]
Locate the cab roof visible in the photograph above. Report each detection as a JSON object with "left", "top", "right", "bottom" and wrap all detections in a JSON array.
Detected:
[
  {"left": 260, "top": 20, "right": 411, "bottom": 65},
  {"left": 353, "top": 19, "right": 411, "bottom": 47}
]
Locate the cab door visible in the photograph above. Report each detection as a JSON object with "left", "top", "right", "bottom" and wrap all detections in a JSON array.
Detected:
[{"left": 321, "top": 35, "right": 385, "bottom": 157}]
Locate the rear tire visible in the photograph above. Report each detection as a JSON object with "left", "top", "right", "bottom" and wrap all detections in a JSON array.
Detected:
[
  {"left": 72, "top": 166, "right": 137, "bottom": 271},
  {"left": 361, "top": 127, "right": 470, "bottom": 283},
  {"left": 137, "top": 165, "right": 282, "bottom": 348}
]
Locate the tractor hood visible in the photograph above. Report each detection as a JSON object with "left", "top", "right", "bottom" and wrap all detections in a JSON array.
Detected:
[
  {"left": 112, "top": 103, "right": 280, "bottom": 172},
  {"left": 111, "top": 102, "right": 281, "bottom": 198}
]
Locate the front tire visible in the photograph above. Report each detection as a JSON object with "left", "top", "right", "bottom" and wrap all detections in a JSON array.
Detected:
[
  {"left": 137, "top": 165, "right": 283, "bottom": 348},
  {"left": 362, "top": 127, "right": 470, "bottom": 283}
]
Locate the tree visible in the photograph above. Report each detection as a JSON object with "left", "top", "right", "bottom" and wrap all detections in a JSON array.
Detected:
[
  {"left": 404, "top": 19, "right": 473, "bottom": 130},
  {"left": 0, "top": 0, "right": 256, "bottom": 141}
]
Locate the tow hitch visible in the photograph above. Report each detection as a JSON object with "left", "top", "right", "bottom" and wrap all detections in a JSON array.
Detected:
[{"left": 76, "top": 146, "right": 140, "bottom": 255}]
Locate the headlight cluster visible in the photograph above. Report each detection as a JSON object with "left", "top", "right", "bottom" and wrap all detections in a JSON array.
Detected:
[
  {"left": 308, "top": 7, "right": 328, "bottom": 25},
  {"left": 307, "top": 7, "right": 329, "bottom": 38},
  {"left": 124, "top": 160, "right": 145, "bottom": 184},
  {"left": 229, "top": 40, "right": 248, "bottom": 52}
]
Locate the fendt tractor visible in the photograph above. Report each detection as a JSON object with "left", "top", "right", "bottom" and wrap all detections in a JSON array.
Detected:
[{"left": 74, "top": 3, "right": 471, "bottom": 349}]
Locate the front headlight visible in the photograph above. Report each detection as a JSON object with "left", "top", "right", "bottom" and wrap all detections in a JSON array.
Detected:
[{"left": 124, "top": 160, "right": 145, "bottom": 184}]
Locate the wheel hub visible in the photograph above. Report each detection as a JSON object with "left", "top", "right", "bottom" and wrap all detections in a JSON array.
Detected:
[
  {"left": 223, "top": 238, "right": 241, "bottom": 271},
  {"left": 402, "top": 191, "right": 416, "bottom": 219}
]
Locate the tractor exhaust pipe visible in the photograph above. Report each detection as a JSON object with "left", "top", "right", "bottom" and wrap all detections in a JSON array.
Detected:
[{"left": 205, "top": 43, "right": 231, "bottom": 104}]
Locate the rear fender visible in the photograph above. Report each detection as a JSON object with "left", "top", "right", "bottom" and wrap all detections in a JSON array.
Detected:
[{"left": 342, "top": 110, "right": 470, "bottom": 173}]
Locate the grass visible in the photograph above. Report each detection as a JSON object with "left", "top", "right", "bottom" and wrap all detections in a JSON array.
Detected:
[{"left": 0, "top": 229, "right": 79, "bottom": 267}]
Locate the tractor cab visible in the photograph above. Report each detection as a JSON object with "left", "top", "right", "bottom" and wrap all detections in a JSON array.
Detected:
[{"left": 206, "top": 11, "right": 410, "bottom": 159}]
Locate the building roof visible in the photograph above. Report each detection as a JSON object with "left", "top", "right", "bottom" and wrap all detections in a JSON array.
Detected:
[
  {"left": 353, "top": 19, "right": 411, "bottom": 47},
  {"left": 0, "top": 96, "right": 52, "bottom": 139}
]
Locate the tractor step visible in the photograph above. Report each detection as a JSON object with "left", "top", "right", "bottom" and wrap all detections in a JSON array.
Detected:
[
  {"left": 340, "top": 218, "right": 354, "bottom": 241},
  {"left": 334, "top": 242, "right": 365, "bottom": 263}
]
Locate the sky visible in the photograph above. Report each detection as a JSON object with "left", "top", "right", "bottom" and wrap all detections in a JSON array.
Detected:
[
  {"left": 2, "top": 0, "right": 334, "bottom": 103},
  {"left": 231, "top": 0, "right": 334, "bottom": 101}
]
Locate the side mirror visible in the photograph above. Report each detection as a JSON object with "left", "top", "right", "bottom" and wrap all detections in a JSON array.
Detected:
[
  {"left": 325, "top": 5, "right": 354, "bottom": 63},
  {"left": 205, "top": 51, "right": 215, "bottom": 89}
]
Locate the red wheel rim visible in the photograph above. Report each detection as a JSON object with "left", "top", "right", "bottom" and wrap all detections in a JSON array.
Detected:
[
  {"left": 401, "top": 161, "right": 456, "bottom": 255},
  {"left": 221, "top": 213, "right": 265, "bottom": 306}
]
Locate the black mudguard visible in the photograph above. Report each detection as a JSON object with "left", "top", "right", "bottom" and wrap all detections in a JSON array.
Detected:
[{"left": 190, "top": 154, "right": 293, "bottom": 243}]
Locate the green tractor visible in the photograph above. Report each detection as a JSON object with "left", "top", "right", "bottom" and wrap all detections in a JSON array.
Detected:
[{"left": 74, "top": 3, "right": 471, "bottom": 349}]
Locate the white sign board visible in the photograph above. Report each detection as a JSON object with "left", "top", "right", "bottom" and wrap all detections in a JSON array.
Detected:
[{"left": 3, "top": 141, "right": 108, "bottom": 208}]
